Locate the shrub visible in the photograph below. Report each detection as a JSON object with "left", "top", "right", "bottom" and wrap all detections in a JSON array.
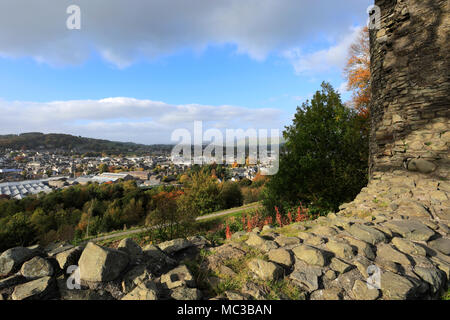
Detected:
[
  {"left": 263, "top": 82, "right": 369, "bottom": 212},
  {"left": 238, "top": 178, "right": 252, "bottom": 187},
  {"left": 178, "top": 171, "right": 222, "bottom": 216},
  {"left": 219, "top": 181, "right": 243, "bottom": 209},
  {"left": 241, "top": 186, "right": 262, "bottom": 204}
]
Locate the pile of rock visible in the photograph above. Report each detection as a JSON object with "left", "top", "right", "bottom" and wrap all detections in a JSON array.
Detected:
[
  {"left": 0, "top": 211, "right": 448, "bottom": 300},
  {"left": 0, "top": 236, "right": 209, "bottom": 300},
  {"left": 338, "top": 171, "right": 449, "bottom": 223},
  {"left": 234, "top": 214, "right": 449, "bottom": 300}
]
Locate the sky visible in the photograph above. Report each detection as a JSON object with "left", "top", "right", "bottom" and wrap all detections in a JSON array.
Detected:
[{"left": 0, "top": 0, "right": 373, "bottom": 144}]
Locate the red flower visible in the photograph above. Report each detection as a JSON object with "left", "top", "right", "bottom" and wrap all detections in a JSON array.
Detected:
[
  {"left": 225, "top": 224, "right": 232, "bottom": 240},
  {"left": 275, "top": 206, "right": 283, "bottom": 227}
]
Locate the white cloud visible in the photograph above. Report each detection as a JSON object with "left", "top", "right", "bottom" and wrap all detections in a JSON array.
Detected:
[
  {"left": 338, "top": 81, "right": 350, "bottom": 95},
  {"left": 0, "top": 98, "right": 283, "bottom": 144},
  {"left": 0, "top": 0, "right": 372, "bottom": 68},
  {"left": 283, "top": 26, "right": 363, "bottom": 76}
]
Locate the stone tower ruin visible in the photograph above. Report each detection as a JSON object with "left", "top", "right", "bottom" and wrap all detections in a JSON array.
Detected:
[
  {"left": 339, "top": 0, "right": 449, "bottom": 222},
  {"left": 369, "top": 0, "right": 449, "bottom": 180}
]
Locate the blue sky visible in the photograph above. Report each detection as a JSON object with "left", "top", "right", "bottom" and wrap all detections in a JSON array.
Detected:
[{"left": 0, "top": 0, "right": 373, "bottom": 144}]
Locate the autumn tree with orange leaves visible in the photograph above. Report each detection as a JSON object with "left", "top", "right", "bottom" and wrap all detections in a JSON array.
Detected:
[{"left": 344, "top": 27, "right": 370, "bottom": 119}]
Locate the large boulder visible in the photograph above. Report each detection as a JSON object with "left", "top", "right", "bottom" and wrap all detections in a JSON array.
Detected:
[
  {"left": 392, "top": 237, "right": 427, "bottom": 257},
  {"left": 311, "top": 225, "right": 338, "bottom": 237},
  {"left": 297, "top": 233, "right": 326, "bottom": 246},
  {"left": 118, "top": 238, "right": 143, "bottom": 262},
  {"left": 414, "top": 266, "right": 446, "bottom": 295},
  {"left": 170, "top": 286, "right": 202, "bottom": 300},
  {"left": 290, "top": 263, "right": 322, "bottom": 292},
  {"left": 292, "top": 245, "right": 327, "bottom": 267},
  {"left": 376, "top": 244, "right": 412, "bottom": 266},
  {"left": 157, "top": 238, "right": 193, "bottom": 255},
  {"left": 310, "top": 288, "right": 343, "bottom": 300},
  {"left": 0, "top": 274, "right": 25, "bottom": 290},
  {"left": 121, "top": 265, "right": 152, "bottom": 293},
  {"left": 246, "top": 233, "right": 278, "bottom": 252},
  {"left": 259, "top": 240, "right": 279, "bottom": 252},
  {"left": 247, "top": 259, "right": 283, "bottom": 281},
  {"left": 267, "top": 249, "right": 293, "bottom": 268},
  {"left": 20, "top": 256, "right": 54, "bottom": 279},
  {"left": 352, "top": 256, "right": 373, "bottom": 278},
  {"left": 56, "top": 275, "right": 114, "bottom": 300},
  {"left": 427, "top": 238, "right": 450, "bottom": 255},
  {"left": 122, "top": 281, "right": 158, "bottom": 300},
  {"left": 55, "top": 246, "right": 83, "bottom": 271},
  {"left": 60, "top": 289, "right": 114, "bottom": 300},
  {"left": 274, "top": 235, "right": 301, "bottom": 247},
  {"left": 0, "top": 247, "right": 39, "bottom": 276},
  {"left": 326, "top": 240, "right": 355, "bottom": 260},
  {"left": 384, "top": 220, "right": 435, "bottom": 241},
  {"left": 11, "top": 276, "right": 55, "bottom": 300},
  {"left": 352, "top": 279, "right": 380, "bottom": 300},
  {"left": 160, "top": 265, "right": 195, "bottom": 289},
  {"left": 380, "top": 271, "right": 418, "bottom": 300},
  {"left": 142, "top": 244, "right": 177, "bottom": 275},
  {"left": 46, "top": 243, "right": 75, "bottom": 257},
  {"left": 407, "top": 159, "right": 436, "bottom": 174},
  {"left": 338, "top": 235, "right": 376, "bottom": 260},
  {"left": 187, "top": 235, "right": 209, "bottom": 248},
  {"left": 78, "top": 242, "right": 129, "bottom": 282},
  {"left": 347, "top": 225, "right": 386, "bottom": 245},
  {"left": 330, "top": 258, "right": 354, "bottom": 274},
  {"left": 245, "top": 233, "right": 265, "bottom": 246},
  {"left": 241, "top": 282, "right": 269, "bottom": 300}
]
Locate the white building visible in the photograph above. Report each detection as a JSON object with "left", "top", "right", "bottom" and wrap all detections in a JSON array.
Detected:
[{"left": 0, "top": 180, "right": 52, "bottom": 200}]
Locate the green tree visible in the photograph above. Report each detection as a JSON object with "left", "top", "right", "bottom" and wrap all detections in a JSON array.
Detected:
[
  {"left": 178, "top": 171, "right": 221, "bottom": 216},
  {"left": 263, "top": 82, "right": 369, "bottom": 213},
  {"left": 0, "top": 212, "right": 37, "bottom": 251},
  {"left": 99, "top": 163, "right": 109, "bottom": 173},
  {"left": 219, "top": 181, "right": 244, "bottom": 209},
  {"left": 146, "top": 190, "right": 192, "bottom": 240}
]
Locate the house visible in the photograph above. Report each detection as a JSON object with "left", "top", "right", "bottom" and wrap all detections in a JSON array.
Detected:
[
  {"left": 144, "top": 175, "right": 162, "bottom": 186},
  {"left": 127, "top": 171, "right": 150, "bottom": 181},
  {"left": 0, "top": 180, "right": 52, "bottom": 199},
  {"left": 92, "top": 172, "right": 133, "bottom": 183}
]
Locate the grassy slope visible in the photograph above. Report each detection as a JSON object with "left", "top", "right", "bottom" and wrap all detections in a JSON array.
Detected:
[{"left": 86, "top": 202, "right": 262, "bottom": 247}]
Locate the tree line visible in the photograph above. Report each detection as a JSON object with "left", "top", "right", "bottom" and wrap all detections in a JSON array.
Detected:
[{"left": 0, "top": 170, "right": 266, "bottom": 251}]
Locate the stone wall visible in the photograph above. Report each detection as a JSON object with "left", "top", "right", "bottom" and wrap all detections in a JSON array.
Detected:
[
  {"left": 369, "top": 0, "right": 449, "bottom": 179},
  {"left": 1, "top": 219, "right": 449, "bottom": 300}
]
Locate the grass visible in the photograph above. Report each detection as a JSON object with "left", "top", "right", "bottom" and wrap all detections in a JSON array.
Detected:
[
  {"left": 211, "top": 246, "right": 267, "bottom": 297},
  {"left": 181, "top": 242, "right": 271, "bottom": 299},
  {"left": 198, "top": 202, "right": 262, "bottom": 220},
  {"left": 265, "top": 279, "right": 306, "bottom": 300},
  {"left": 183, "top": 240, "right": 306, "bottom": 300},
  {"left": 262, "top": 221, "right": 309, "bottom": 238},
  {"left": 442, "top": 288, "right": 450, "bottom": 300},
  {"left": 82, "top": 202, "right": 262, "bottom": 248}
]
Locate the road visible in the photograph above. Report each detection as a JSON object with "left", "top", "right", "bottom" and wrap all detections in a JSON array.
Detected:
[{"left": 87, "top": 203, "right": 261, "bottom": 243}]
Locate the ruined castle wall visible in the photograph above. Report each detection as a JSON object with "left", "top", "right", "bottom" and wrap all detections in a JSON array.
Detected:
[{"left": 369, "top": 0, "right": 449, "bottom": 179}]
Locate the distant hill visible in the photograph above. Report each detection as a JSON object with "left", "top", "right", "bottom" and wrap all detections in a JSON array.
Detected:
[{"left": 0, "top": 133, "right": 173, "bottom": 155}]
